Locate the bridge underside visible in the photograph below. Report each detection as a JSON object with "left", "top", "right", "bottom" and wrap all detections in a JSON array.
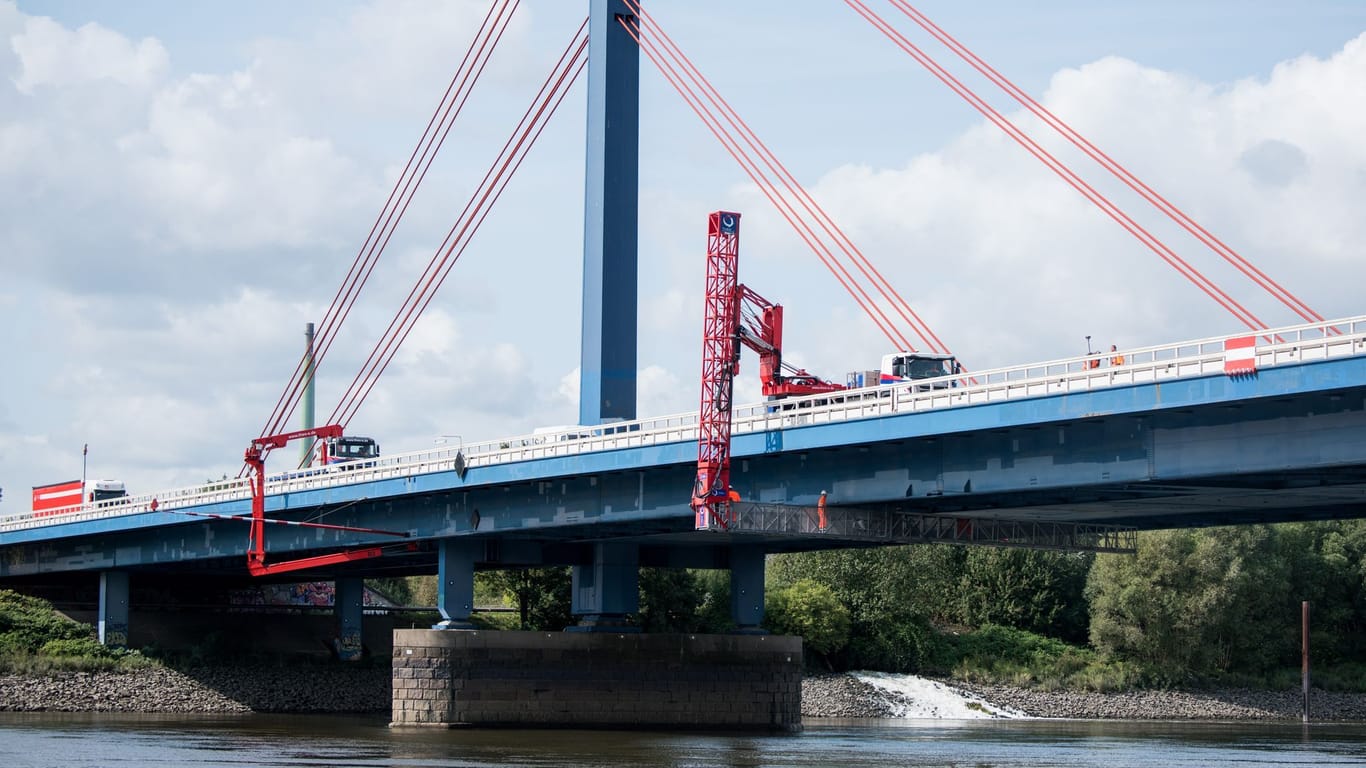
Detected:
[{"left": 4, "top": 358, "right": 1366, "bottom": 585}]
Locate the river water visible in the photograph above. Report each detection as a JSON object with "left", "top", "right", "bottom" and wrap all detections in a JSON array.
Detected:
[{"left": 2, "top": 713, "right": 1364, "bottom": 768}]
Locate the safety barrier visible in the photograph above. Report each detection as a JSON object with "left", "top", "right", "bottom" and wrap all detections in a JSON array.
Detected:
[{"left": 5, "top": 314, "right": 1364, "bottom": 533}]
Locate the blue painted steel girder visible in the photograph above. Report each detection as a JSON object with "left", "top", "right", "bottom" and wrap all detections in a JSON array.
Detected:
[
  {"left": 580, "top": 0, "right": 639, "bottom": 425},
  {"left": 6, "top": 357, "right": 1366, "bottom": 579}
]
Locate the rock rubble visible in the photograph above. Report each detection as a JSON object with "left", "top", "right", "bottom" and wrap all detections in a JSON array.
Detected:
[
  {"left": 6, "top": 666, "right": 1366, "bottom": 721},
  {"left": 803, "top": 673, "right": 1366, "bottom": 721},
  {"left": 0, "top": 665, "right": 390, "bottom": 714}
]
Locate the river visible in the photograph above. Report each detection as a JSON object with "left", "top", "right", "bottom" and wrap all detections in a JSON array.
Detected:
[{"left": 1, "top": 713, "right": 1364, "bottom": 768}]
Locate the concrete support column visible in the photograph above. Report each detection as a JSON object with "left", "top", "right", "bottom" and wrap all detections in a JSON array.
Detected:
[
  {"left": 579, "top": 0, "right": 640, "bottom": 425},
  {"left": 98, "top": 570, "right": 129, "bottom": 648},
  {"left": 570, "top": 541, "right": 639, "bottom": 631},
  {"left": 730, "top": 545, "right": 767, "bottom": 633},
  {"left": 434, "top": 538, "right": 479, "bottom": 630},
  {"left": 334, "top": 576, "right": 364, "bottom": 661}
]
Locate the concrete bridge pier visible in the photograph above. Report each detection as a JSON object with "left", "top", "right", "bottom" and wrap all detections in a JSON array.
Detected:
[
  {"left": 569, "top": 541, "right": 639, "bottom": 631},
  {"left": 97, "top": 570, "right": 129, "bottom": 649},
  {"left": 334, "top": 576, "right": 364, "bottom": 660},
  {"left": 730, "top": 545, "right": 766, "bottom": 633},
  {"left": 432, "top": 538, "right": 478, "bottom": 630}
]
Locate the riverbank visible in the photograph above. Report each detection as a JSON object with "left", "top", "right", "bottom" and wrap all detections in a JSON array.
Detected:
[
  {"left": 5, "top": 665, "right": 1366, "bottom": 720},
  {"left": 0, "top": 665, "right": 390, "bottom": 713},
  {"left": 802, "top": 673, "right": 1366, "bottom": 721}
]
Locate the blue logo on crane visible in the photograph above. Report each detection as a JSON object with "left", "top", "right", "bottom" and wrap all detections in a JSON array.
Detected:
[{"left": 719, "top": 212, "right": 738, "bottom": 235}]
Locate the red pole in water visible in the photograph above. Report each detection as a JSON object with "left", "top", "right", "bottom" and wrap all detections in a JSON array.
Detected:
[{"left": 1302, "top": 600, "right": 1311, "bottom": 724}]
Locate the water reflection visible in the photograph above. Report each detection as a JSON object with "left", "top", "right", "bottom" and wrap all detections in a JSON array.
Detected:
[{"left": 0, "top": 713, "right": 1363, "bottom": 768}]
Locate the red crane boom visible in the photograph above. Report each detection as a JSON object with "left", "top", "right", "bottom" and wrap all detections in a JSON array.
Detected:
[
  {"left": 693, "top": 212, "right": 742, "bottom": 529},
  {"left": 243, "top": 424, "right": 405, "bottom": 576},
  {"left": 692, "top": 211, "right": 844, "bottom": 530}
]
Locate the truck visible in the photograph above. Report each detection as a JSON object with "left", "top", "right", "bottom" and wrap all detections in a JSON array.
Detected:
[
  {"left": 88, "top": 479, "right": 128, "bottom": 503},
  {"left": 325, "top": 435, "right": 380, "bottom": 464},
  {"left": 848, "top": 351, "right": 960, "bottom": 391}
]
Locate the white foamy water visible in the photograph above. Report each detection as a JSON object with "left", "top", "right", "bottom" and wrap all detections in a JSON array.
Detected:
[{"left": 852, "top": 672, "right": 1029, "bottom": 719}]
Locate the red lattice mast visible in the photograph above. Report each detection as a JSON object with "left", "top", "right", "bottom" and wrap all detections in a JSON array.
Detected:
[{"left": 693, "top": 211, "right": 742, "bottom": 530}]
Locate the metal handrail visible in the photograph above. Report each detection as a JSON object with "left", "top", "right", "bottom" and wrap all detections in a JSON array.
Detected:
[{"left": 5, "top": 314, "right": 1364, "bottom": 533}]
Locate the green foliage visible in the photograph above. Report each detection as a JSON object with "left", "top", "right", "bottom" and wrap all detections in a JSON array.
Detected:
[
  {"left": 479, "top": 567, "right": 571, "bottom": 631},
  {"left": 406, "top": 575, "right": 439, "bottom": 607},
  {"left": 957, "top": 549, "right": 1092, "bottom": 642},
  {"left": 769, "top": 548, "right": 946, "bottom": 672},
  {"left": 637, "top": 568, "right": 732, "bottom": 634},
  {"left": 38, "top": 637, "right": 109, "bottom": 658},
  {"left": 764, "top": 579, "right": 850, "bottom": 659},
  {"left": 1085, "top": 524, "right": 1366, "bottom": 683},
  {"left": 946, "top": 625, "right": 1146, "bottom": 692},
  {"left": 365, "top": 577, "right": 414, "bottom": 606},
  {"left": 0, "top": 590, "right": 155, "bottom": 673},
  {"left": 692, "top": 570, "right": 735, "bottom": 634},
  {"left": 0, "top": 590, "right": 92, "bottom": 654}
]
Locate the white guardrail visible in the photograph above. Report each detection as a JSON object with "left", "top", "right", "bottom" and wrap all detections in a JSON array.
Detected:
[{"left": 5, "top": 315, "right": 1366, "bottom": 534}]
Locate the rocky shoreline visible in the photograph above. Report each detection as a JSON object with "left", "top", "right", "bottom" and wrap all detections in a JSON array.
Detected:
[
  {"left": 5, "top": 666, "right": 1366, "bottom": 721},
  {"left": 0, "top": 665, "right": 390, "bottom": 714},
  {"left": 802, "top": 673, "right": 1366, "bottom": 721}
]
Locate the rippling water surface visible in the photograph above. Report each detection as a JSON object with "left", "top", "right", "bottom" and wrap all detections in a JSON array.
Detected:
[{"left": 2, "top": 713, "right": 1364, "bottom": 767}]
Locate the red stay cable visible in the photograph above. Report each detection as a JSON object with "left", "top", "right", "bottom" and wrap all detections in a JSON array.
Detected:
[
  {"left": 622, "top": 18, "right": 907, "bottom": 347},
  {"left": 848, "top": 0, "right": 1267, "bottom": 331},
  {"left": 259, "top": 0, "right": 520, "bottom": 445},
  {"left": 329, "top": 23, "right": 590, "bottom": 428},
  {"left": 620, "top": 7, "right": 927, "bottom": 354},
  {"left": 630, "top": 2, "right": 951, "bottom": 356},
  {"left": 618, "top": 13, "right": 909, "bottom": 352},
  {"left": 889, "top": 0, "right": 1323, "bottom": 326}
]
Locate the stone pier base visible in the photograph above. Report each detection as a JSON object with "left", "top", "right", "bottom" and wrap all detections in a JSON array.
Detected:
[{"left": 390, "top": 630, "right": 802, "bottom": 731}]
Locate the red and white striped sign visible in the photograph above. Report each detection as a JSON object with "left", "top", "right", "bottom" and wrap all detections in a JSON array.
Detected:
[
  {"left": 1224, "top": 335, "right": 1257, "bottom": 376},
  {"left": 32, "top": 479, "right": 83, "bottom": 516}
]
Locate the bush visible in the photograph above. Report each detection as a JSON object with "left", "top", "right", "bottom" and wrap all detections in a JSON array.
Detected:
[
  {"left": 0, "top": 590, "right": 93, "bottom": 654},
  {"left": 765, "top": 579, "right": 850, "bottom": 663},
  {"left": 39, "top": 637, "right": 109, "bottom": 658}
]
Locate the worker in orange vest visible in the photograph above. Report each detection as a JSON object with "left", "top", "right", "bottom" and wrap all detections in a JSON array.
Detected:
[
  {"left": 1110, "top": 344, "right": 1125, "bottom": 366},
  {"left": 817, "top": 490, "right": 828, "bottom": 531}
]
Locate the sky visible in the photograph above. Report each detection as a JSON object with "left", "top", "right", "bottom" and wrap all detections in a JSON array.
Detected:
[{"left": 2, "top": 0, "right": 1365, "bottom": 510}]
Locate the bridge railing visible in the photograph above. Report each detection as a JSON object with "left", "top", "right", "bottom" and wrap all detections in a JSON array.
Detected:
[{"left": 6, "top": 315, "right": 1365, "bottom": 533}]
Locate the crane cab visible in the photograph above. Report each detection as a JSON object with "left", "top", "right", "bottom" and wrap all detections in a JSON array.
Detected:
[
  {"left": 325, "top": 435, "right": 380, "bottom": 464},
  {"left": 89, "top": 479, "right": 128, "bottom": 503},
  {"left": 879, "top": 352, "right": 959, "bottom": 390}
]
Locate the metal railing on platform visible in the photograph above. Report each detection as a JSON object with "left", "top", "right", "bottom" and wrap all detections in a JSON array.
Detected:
[
  {"left": 721, "top": 502, "right": 1137, "bottom": 554},
  {"left": 5, "top": 314, "right": 1364, "bottom": 533}
]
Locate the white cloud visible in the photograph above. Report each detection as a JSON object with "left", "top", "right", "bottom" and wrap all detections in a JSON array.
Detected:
[
  {"left": 2, "top": 3, "right": 1364, "bottom": 512},
  {"left": 10, "top": 16, "right": 168, "bottom": 94}
]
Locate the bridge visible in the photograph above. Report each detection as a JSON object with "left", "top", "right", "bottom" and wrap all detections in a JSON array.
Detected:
[
  {"left": 4, "top": 312, "right": 1364, "bottom": 623},
  {"left": 2, "top": 0, "right": 1362, "bottom": 730}
]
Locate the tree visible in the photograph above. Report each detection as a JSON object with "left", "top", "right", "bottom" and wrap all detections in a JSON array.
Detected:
[
  {"left": 1086, "top": 526, "right": 1293, "bottom": 679},
  {"left": 479, "top": 567, "right": 572, "bottom": 631},
  {"left": 957, "top": 548, "right": 1092, "bottom": 642},
  {"left": 765, "top": 579, "right": 850, "bottom": 667},
  {"left": 769, "top": 548, "right": 945, "bottom": 671}
]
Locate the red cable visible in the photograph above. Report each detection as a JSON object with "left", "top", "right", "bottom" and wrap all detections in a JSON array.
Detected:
[
  {"left": 619, "top": 8, "right": 918, "bottom": 353},
  {"left": 848, "top": 0, "right": 1266, "bottom": 331},
  {"left": 631, "top": 2, "right": 951, "bottom": 356},
  {"left": 889, "top": 0, "right": 1323, "bottom": 326},
  {"left": 620, "top": 16, "right": 908, "bottom": 350},
  {"left": 264, "top": 0, "right": 515, "bottom": 441},
  {"left": 330, "top": 22, "right": 586, "bottom": 425},
  {"left": 259, "top": 0, "right": 520, "bottom": 444},
  {"left": 330, "top": 24, "right": 590, "bottom": 427},
  {"left": 338, "top": 41, "right": 589, "bottom": 427},
  {"left": 299, "top": 0, "right": 522, "bottom": 433}
]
